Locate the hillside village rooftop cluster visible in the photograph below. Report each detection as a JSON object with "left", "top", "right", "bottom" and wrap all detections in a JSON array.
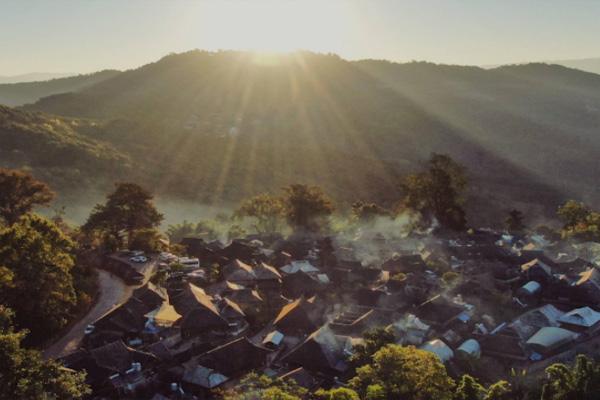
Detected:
[{"left": 61, "top": 228, "right": 600, "bottom": 399}]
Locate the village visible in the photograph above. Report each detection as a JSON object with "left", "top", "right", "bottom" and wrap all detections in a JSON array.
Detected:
[{"left": 59, "top": 226, "right": 600, "bottom": 399}]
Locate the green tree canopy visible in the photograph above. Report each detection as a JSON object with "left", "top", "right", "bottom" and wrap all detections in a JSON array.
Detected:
[
  {"left": 282, "top": 184, "right": 335, "bottom": 231},
  {"left": 350, "top": 326, "right": 396, "bottom": 367},
  {"left": 0, "top": 168, "right": 54, "bottom": 225},
  {"left": 505, "top": 209, "right": 525, "bottom": 233},
  {"left": 540, "top": 354, "right": 600, "bottom": 400},
  {"left": 218, "top": 372, "right": 306, "bottom": 400},
  {"left": 83, "top": 182, "right": 163, "bottom": 249},
  {"left": 400, "top": 153, "right": 467, "bottom": 231},
  {"left": 557, "top": 200, "right": 600, "bottom": 242},
  {"left": 350, "top": 344, "right": 455, "bottom": 400},
  {"left": 0, "top": 214, "right": 77, "bottom": 341},
  {"left": 315, "top": 387, "right": 361, "bottom": 400},
  {"left": 235, "top": 193, "right": 286, "bottom": 234},
  {"left": 0, "top": 306, "right": 89, "bottom": 399}
]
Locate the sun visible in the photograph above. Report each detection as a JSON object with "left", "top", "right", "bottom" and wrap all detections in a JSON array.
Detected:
[{"left": 196, "top": 0, "right": 354, "bottom": 54}]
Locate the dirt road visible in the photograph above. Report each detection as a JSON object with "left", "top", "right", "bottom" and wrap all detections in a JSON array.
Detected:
[{"left": 43, "top": 270, "right": 134, "bottom": 359}]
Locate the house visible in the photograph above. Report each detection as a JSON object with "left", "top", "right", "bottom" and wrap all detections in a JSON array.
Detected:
[
  {"left": 479, "top": 332, "right": 528, "bottom": 361},
  {"left": 262, "top": 330, "right": 285, "bottom": 349},
  {"left": 220, "top": 240, "right": 260, "bottom": 263},
  {"left": 279, "top": 367, "right": 319, "bottom": 391},
  {"left": 279, "top": 327, "right": 348, "bottom": 376},
  {"left": 281, "top": 260, "right": 320, "bottom": 275},
  {"left": 273, "top": 296, "right": 323, "bottom": 336},
  {"left": 525, "top": 327, "right": 579, "bottom": 356},
  {"left": 389, "top": 314, "right": 430, "bottom": 345},
  {"left": 182, "top": 364, "right": 228, "bottom": 391},
  {"left": 414, "top": 295, "right": 467, "bottom": 328},
  {"left": 282, "top": 270, "right": 328, "bottom": 298},
  {"left": 226, "top": 289, "right": 264, "bottom": 316},
  {"left": 381, "top": 254, "right": 426, "bottom": 274},
  {"left": 521, "top": 259, "right": 553, "bottom": 283},
  {"left": 557, "top": 306, "right": 600, "bottom": 331},
  {"left": 92, "top": 297, "right": 150, "bottom": 338},
  {"left": 222, "top": 259, "right": 256, "bottom": 284},
  {"left": 144, "top": 302, "right": 182, "bottom": 329},
  {"left": 420, "top": 339, "right": 454, "bottom": 363},
  {"left": 132, "top": 282, "right": 168, "bottom": 310},
  {"left": 329, "top": 309, "right": 375, "bottom": 335},
  {"left": 180, "top": 237, "right": 218, "bottom": 263},
  {"left": 574, "top": 268, "right": 600, "bottom": 304},
  {"left": 171, "top": 283, "right": 230, "bottom": 338},
  {"left": 508, "top": 304, "right": 565, "bottom": 341},
  {"left": 197, "top": 337, "right": 272, "bottom": 377}
]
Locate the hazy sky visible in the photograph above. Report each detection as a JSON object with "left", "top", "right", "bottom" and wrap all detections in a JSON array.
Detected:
[{"left": 2, "top": 0, "right": 599, "bottom": 75}]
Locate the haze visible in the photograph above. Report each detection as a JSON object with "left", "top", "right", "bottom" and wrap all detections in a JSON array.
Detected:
[{"left": 2, "top": 0, "right": 600, "bottom": 76}]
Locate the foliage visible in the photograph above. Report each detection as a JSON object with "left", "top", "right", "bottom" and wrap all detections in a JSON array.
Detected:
[
  {"left": 454, "top": 375, "right": 486, "bottom": 400},
  {"left": 282, "top": 184, "right": 335, "bottom": 232},
  {"left": 505, "top": 209, "right": 525, "bottom": 233},
  {"left": 351, "top": 201, "right": 390, "bottom": 223},
  {"left": 315, "top": 387, "right": 360, "bottom": 400},
  {"left": 0, "top": 306, "right": 90, "bottom": 399},
  {"left": 218, "top": 372, "right": 306, "bottom": 400},
  {"left": 557, "top": 200, "right": 600, "bottom": 242},
  {"left": 235, "top": 193, "right": 286, "bottom": 234},
  {"left": 350, "top": 326, "right": 396, "bottom": 367},
  {"left": 83, "top": 182, "right": 163, "bottom": 249},
  {"left": 129, "top": 228, "right": 166, "bottom": 253},
  {"left": 350, "top": 344, "right": 455, "bottom": 400},
  {"left": 540, "top": 354, "right": 600, "bottom": 400},
  {"left": 0, "top": 168, "right": 54, "bottom": 225},
  {"left": 400, "top": 153, "right": 467, "bottom": 231},
  {"left": 0, "top": 214, "right": 77, "bottom": 342},
  {"left": 166, "top": 220, "right": 197, "bottom": 243}
]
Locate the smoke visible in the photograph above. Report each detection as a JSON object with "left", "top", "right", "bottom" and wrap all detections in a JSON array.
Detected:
[{"left": 332, "top": 212, "right": 433, "bottom": 267}]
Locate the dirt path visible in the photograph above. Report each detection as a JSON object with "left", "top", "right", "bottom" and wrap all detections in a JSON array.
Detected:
[{"left": 43, "top": 270, "right": 134, "bottom": 359}]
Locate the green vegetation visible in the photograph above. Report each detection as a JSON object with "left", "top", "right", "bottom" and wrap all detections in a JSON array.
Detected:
[
  {"left": 0, "top": 306, "right": 89, "bottom": 399},
  {"left": 82, "top": 182, "right": 163, "bottom": 250},
  {"left": 400, "top": 153, "right": 467, "bottom": 231},
  {"left": 219, "top": 372, "right": 307, "bottom": 400},
  {"left": 0, "top": 168, "right": 54, "bottom": 225},
  {"left": 235, "top": 193, "right": 286, "bottom": 234},
  {"left": 0, "top": 214, "right": 78, "bottom": 342},
  {"left": 557, "top": 200, "right": 600, "bottom": 242}
]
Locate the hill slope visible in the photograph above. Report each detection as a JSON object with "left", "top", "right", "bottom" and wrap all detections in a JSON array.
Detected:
[
  {"left": 15, "top": 51, "right": 600, "bottom": 223},
  {"left": 0, "top": 105, "right": 130, "bottom": 191},
  {"left": 0, "top": 70, "right": 120, "bottom": 106}
]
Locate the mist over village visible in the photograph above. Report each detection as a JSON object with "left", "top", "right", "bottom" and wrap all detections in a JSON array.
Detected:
[{"left": 2, "top": 1, "right": 600, "bottom": 399}]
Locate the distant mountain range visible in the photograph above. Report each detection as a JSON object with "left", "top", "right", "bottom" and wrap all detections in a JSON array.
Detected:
[
  {"left": 0, "top": 72, "right": 75, "bottom": 84},
  {"left": 0, "top": 70, "right": 120, "bottom": 106},
  {"left": 1, "top": 51, "right": 599, "bottom": 225}
]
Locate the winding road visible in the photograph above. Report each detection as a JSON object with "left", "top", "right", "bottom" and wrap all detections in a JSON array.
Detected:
[{"left": 43, "top": 270, "right": 134, "bottom": 360}]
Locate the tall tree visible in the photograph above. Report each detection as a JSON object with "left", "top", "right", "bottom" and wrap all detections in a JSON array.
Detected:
[
  {"left": 0, "top": 306, "right": 89, "bottom": 400},
  {"left": 282, "top": 184, "right": 335, "bottom": 231},
  {"left": 540, "top": 355, "right": 600, "bottom": 400},
  {"left": 505, "top": 209, "right": 525, "bottom": 233},
  {"left": 350, "top": 326, "right": 396, "bottom": 367},
  {"left": 235, "top": 193, "right": 286, "bottom": 234},
  {"left": 83, "top": 183, "right": 163, "bottom": 249},
  {"left": 400, "top": 153, "right": 467, "bottom": 231},
  {"left": 0, "top": 168, "right": 54, "bottom": 225},
  {"left": 350, "top": 344, "right": 455, "bottom": 400},
  {"left": 351, "top": 201, "right": 390, "bottom": 223},
  {"left": 0, "top": 214, "right": 77, "bottom": 342}
]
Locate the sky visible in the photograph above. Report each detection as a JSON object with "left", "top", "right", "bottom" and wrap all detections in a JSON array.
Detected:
[{"left": 1, "top": 0, "right": 600, "bottom": 76}]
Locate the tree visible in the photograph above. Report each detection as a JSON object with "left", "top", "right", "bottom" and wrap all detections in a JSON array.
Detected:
[
  {"left": 540, "top": 354, "right": 600, "bottom": 400},
  {"left": 557, "top": 200, "right": 600, "bottom": 242},
  {"left": 0, "top": 306, "right": 89, "bottom": 399},
  {"left": 235, "top": 193, "right": 286, "bottom": 234},
  {"left": 505, "top": 209, "right": 525, "bottom": 233},
  {"left": 83, "top": 183, "right": 163, "bottom": 249},
  {"left": 351, "top": 201, "right": 389, "bottom": 223},
  {"left": 218, "top": 372, "right": 306, "bottom": 400},
  {"left": 166, "top": 220, "right": 196, "bottom": 243},
  {"left": 484, "top": 381, "right": 512, "bottom": 400},
  {"left": 557, "top": 200, "right": 590, "bottom": 230},
  {"left": 454, "top": 375, "right": 486, "bottom": 400},
  {"left": 315, "top": 387, "right": 360, "bottom": 400},
  {"left": 400, "top": 153, "right": 467, "bottom": 231},
  {"left": 350, "top": 344, "right": 455, "bottom": 400},
  {"left": 129, "top": 228, "right": 166, "bottom": 253},
  {"left": 0, "top": 214, "right": 77, "bottom": 342},
  {"left": 0, "top": 168, "right": 54, "bottom": 225},
  {"left": 350, "top": 326, "right": 396, "bottom": 367},
  {"left": 282, "top": 184, "right": 335, "bottom": 231}
]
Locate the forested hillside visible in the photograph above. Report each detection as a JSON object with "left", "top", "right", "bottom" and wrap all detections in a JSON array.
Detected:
[
  {"left": 0, "top": 70, "right": 120, "bottom": 106},
  {"left": 3, "top": 50, "right": 599, "bottom": 223}
]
